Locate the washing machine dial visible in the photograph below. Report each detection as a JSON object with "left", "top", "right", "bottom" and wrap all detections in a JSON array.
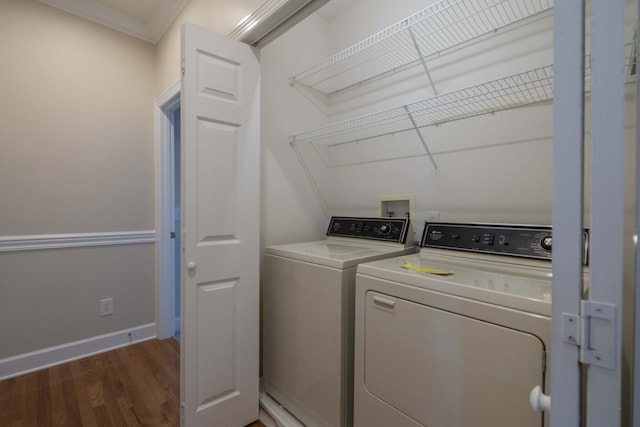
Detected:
[
  {"left": 379, "top": 223, "right": 392, "bottom": 236},
  {"left": 541, "top": 236, "right": 553, "bottom": 251}
]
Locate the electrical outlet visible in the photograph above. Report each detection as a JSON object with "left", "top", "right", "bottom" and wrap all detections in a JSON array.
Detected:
[{"left": 100, "top": 298, "right": 114, "bottom": 316}]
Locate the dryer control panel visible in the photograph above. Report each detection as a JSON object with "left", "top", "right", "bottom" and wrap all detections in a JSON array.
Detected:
[
  {"left": 327, "top": 217, "right": 410, "bottom": 243},
  {"left": 421, "top": 223, "right": 588, "bottom": 263}
]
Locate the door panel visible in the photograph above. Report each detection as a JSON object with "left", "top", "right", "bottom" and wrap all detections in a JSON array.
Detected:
[
  {"left": 196, "top": 119, "right": 238, "bottom": 240},
  {"left": 181, "top": 22, "right": 260, "bottom": 427},
  {"left": 195, "top": 280, "right": 238, "bottom": 408}
]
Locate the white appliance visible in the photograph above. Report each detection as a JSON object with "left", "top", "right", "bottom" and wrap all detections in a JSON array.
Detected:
[
  {"left": 353, "top": 223, "right": 587, "bottom": 427},
  {"left": 262, "top": 216, "right": 415, "bottom": 427}
]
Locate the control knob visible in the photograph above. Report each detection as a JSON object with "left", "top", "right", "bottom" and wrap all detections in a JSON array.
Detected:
[
  {"left": 541, "top": 236, "right": 553, "bottom": 251},
  {"left": 379, "top": 223, "right": 392, "bottom": 235}
]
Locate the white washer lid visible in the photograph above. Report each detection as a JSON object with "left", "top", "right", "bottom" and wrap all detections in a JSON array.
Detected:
[{"left": 264, "top": 239, "right": 415, "bottom": 269}]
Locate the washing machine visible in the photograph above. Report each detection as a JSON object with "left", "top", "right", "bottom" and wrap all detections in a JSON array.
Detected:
[
  {"left": 261, "top": 216, "right": 415, "bottom": 427},
  {"left": 353, "top": 222, "right": 588, "bottom": 427}
]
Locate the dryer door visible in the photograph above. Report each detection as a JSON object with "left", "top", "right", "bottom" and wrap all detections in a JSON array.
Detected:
[{"left": 364, "top": 291, "right": 545, "bottom": 427}]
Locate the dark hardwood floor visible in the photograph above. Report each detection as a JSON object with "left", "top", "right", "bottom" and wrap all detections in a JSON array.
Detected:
[{"left": 0, "top": 339, "right": 266, "bottom": 427}]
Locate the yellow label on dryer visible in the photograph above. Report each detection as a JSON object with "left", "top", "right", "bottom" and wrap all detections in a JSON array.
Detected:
[{"left": 401, "top": 262, "right": 453, "bottom": 276}]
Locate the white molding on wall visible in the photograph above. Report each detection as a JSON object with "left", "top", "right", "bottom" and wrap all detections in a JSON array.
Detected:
[
  {"left": 259, "top": 390, "right": 305, "bottom": 427},
  {"left": 0, "top": 230, "right": 155, "bottom": 253},
  {"left": 228, "top": 0, "right": 329, "bottom": 47},
  {"left": 0, "top": 323, "right": 156, "bottom": 380},
  {"left": 156, "top": 79, "right": 181, "bottom": 108},
  {"left": 38, "top": 0, "right": 187, "bottom": 44}
]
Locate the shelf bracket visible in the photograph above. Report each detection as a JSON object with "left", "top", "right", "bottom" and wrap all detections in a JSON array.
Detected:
[
  {"left": 403, "top": 105, "right": 438, "bottom": 174},
  {"left": 289, "top": 139, "right": 331, "bottom": 220},
  {"left": 408, "top": 27, "right": 438, "bottom": 95}
]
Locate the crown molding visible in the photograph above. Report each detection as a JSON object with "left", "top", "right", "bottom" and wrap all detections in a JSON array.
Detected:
[
  {"left": 39, "top": 0, "right": 187, "bottom": 44},
  {"left": 228, "top": 0, "right": 328, "bottom": 47},
  {"left": 146, "top": 0, "right": 188, "bottom": 43}
]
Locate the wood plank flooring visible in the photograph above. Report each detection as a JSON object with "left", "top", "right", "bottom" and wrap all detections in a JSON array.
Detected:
[{"left": 0, "top": 339, "right": 266, "bottom": 427}]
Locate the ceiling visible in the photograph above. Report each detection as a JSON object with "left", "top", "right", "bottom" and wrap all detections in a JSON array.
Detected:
[
  {"left": 92, "top": 0, "right": 166, "bottom": 22},
  {"left": 38, "top": 0, "right": 361, "bottom": 45},
  {"left": 314, "top": 0, "right": 359, "bottom": 21},
  {"left": 39, "top": 0, "right": 188, "bottom": 44}
]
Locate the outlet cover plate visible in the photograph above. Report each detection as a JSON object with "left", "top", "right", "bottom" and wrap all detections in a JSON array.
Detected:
[{"left": 100, "top": 298, "right": 114, "bottom": 316}]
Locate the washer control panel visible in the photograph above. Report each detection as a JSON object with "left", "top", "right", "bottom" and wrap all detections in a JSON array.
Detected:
[
  {"left": 421, "top": 223, "right": 587, "bottom": 261},
  {"left": 327, "top": 217, "right": 410, "bottom": 243}
]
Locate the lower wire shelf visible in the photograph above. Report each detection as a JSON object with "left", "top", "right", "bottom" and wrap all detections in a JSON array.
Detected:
[{"left": 289, "top": 65, "right": 554, "bottom": 149}]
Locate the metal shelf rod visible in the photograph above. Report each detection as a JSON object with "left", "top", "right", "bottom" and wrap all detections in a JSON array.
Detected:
[
  {"left": 408, "top": 26, "right": 438, "bottom": 95},
  {"left": 404, "top": 105, "right": 439, "bottom": 173}
]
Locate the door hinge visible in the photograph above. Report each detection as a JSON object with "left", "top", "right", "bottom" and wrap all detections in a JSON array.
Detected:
[
  {"left": 180, "top": 402, "right": 185, "bottom": 426},
  {"left": 170, "top": 231, "right": 176, "bottom": 239},
  {"left": 181, "top": 58, "right": 186, "bottom": 76},
  {"left": 562, "top": 300, "right": 616, "bottom": 370}
]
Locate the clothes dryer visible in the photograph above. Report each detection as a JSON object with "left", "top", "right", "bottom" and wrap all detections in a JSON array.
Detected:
[
  {"left": 261, "top": 217, "right": 414, "bottom": 427},
  {"left": 353, "top": 223, "right": 587, "bottom": 427}
]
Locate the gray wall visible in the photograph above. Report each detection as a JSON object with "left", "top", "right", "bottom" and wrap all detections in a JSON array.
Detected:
[
  {"left": 0, "top": 0, "right": 274, "bottom": 367},
  {"left": 0, "top": 0, "right": 156, "bottom": 359}
]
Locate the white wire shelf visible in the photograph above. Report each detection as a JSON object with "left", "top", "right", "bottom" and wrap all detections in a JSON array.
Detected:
[
  {"left": 290, "top": 0, "right": 553, "bottom": 95},
  {"left": 290, "top": 65, "right": 554, "bottom": 148},
  {"left": 288, "top": 35, "right": 637, "bottom": 149}
]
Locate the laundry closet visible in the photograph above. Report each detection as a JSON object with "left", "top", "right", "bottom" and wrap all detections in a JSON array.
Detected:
[{"left": 258, "top": 0, "right": 636, "bottom": 425}]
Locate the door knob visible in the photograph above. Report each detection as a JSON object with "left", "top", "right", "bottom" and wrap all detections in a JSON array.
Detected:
[
  {"left": 529, "top": 385, "right": 550, "bottom": 413},
  {"left": 187, "top": 261, "right": 196, "bottom": 271}
]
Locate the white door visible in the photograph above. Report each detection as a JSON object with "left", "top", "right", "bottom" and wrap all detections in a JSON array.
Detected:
[{"left": 180, "top": 22, "right": 260, "bottom": 427}]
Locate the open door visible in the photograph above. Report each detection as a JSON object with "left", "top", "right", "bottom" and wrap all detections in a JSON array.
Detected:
[{"left": 180, "top": 22, "right": 260, "bottom": 427}]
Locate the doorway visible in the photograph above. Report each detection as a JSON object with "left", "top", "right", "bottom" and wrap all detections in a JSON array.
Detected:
[
  {"left": 171, "top": 106, "right": 181, "bottom": 339},
  {"left": 155, "top": 81, "right": 181, "bottom": 340}
]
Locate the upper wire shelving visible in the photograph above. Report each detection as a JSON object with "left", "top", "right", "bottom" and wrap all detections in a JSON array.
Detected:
[
  {"left": 289, "top": 0, "right": 554, "bottom": 95},
  {"left": 289, "top": 38, "right": 637, "bottom": 173}
]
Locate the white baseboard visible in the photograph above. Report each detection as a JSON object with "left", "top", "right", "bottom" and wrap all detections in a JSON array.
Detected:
[
  {"left": 0, "top": 323, "right": 156, "bottom": 380},
  {"left": 259, "top": 407, "right": 278, "bottom": 427},
  {"left": 259, "top": 390, "right": 304, "bottom": 427}
]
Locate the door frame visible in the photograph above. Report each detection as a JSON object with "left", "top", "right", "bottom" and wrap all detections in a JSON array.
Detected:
[
  {"left": 551, "top": 0, "right": 626, "bottom": 424},
  {"left": 155, "top": 79, "right": 181, "bottom": 340}
]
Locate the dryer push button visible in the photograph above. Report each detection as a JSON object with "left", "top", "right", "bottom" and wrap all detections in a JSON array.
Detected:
[{"left": 482, "top": 234, "right": 495, "bottom": 245}]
